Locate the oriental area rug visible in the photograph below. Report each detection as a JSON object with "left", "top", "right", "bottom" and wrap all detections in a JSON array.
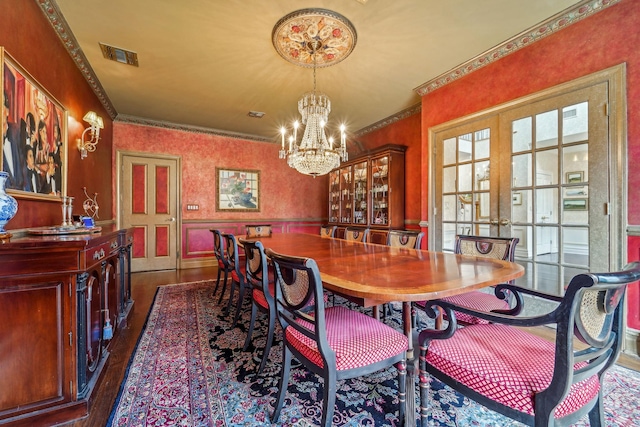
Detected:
[{"left": 108, "top": 281, "right": 640, "bottom": 427}]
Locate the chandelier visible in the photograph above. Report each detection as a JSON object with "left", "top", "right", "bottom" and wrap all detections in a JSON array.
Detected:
[{"left": 273, "top": 9, "right": 357, "bottom": 177}]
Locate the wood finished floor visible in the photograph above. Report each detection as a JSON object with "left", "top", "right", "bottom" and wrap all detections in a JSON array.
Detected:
[{"left": 64, "top": 266, "right": 640, "bottom": 427}]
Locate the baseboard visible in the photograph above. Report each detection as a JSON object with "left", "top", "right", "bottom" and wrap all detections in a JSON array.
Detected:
[{"left": 180, "top": 257, "right": 216, "bottom": 270}]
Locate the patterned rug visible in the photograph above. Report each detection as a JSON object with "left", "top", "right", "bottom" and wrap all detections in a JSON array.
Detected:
[{"left": 108, "top": 281, "right": 640, "bottom": 427}]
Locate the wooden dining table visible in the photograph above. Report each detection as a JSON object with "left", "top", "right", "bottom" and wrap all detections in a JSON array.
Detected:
[{"left": 241, "top": 232, "right": 524, "bottom": 427}]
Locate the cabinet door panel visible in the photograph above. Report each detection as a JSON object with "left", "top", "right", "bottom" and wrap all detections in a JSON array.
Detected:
[{"left": 0, "top": 277, "right": 70, "bottom": 413}]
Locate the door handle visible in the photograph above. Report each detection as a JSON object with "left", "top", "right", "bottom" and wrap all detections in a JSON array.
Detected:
[
  {"left": 490, "top": 218, "right": 499, "bottom": 225},
  {"left": 499, "top": 218, "right": 512, "bottom": 227},
  {"left": 166, "top": 217, "right": 176, "bottom": 222}
]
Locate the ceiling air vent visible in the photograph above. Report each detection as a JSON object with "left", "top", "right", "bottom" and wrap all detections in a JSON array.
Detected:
[
  {"left": 99, "top": 43, "right": 139, "bottom": 67},
  {"left": 247, "top": 111, "right": 265, "bottom": 118}
]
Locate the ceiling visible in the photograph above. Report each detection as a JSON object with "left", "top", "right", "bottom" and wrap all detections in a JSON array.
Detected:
[{"left": 49, "top": 0, "right": 582, "bottom": 142}]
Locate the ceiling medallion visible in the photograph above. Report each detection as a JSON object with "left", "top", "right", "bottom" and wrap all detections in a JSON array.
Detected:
[{"left": 272, "top": 8, "right": 357, "bottom": 68}]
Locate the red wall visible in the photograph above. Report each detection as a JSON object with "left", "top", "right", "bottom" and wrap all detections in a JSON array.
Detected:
[
  {"left": 358, "top": 113, "right": 422, "bottom": 228},
  {"left": 418, "top": 0, "right": 640, "bottom": 329},
  {"left": 113, "top": 123, "right": 327, "bottom": 261},
  {"left": 0, "top": 0, "right": 113, "bottom": 229}
]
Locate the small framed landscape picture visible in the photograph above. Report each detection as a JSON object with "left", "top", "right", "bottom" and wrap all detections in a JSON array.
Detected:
[
  {"left": 563, "top": 198, "right": 588, "bottom": 211},
  {"left": 216, "top": 167, "right": 260, "bottom": 212},
  {"left": 566, "top": 171, "right": 584, "bottom": 184},
  {"left": 512, "top": 192, "right": 522, "bottom": 205}
]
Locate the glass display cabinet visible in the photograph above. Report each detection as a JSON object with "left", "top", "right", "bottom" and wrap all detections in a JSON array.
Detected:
[{"left": 328, "top": 144, "right": 406, "bottom": 230}]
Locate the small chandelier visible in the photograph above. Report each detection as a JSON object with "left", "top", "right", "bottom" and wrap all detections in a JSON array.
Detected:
[{"left": 273, "top": 9, "right": 356, "bottom": 177}]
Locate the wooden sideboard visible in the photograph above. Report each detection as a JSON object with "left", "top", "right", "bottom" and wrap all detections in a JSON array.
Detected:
[{"left": 0, "top": 226, "right": 133, "bottom": 426}]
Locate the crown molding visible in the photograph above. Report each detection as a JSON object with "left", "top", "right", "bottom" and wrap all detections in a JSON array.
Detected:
[
  {"left": 355, "top": 103, "right": 421, "bottom": 137},
  {"left": 115, "top": 114, "right": 272, "bottom": 143},
  {"left": 37, "top": 0, "right": 117, "bottom": 119},
  {"left": 413, "top": 0, "right": 621, "bottom": 96}
]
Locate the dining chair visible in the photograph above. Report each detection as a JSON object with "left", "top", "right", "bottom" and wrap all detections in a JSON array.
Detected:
[
  {"left": 387, "top": 229, "right": 424, "bottom": 249},
  {"left": 266, "top": 248, "right": 409, "bottom": 427},
  {"left": 245, "top": 224, "right": 272, "bottom": 238},
  {"left": 211, "top": 229, "right": 233, "bottom": 302},
  {"left": 417, "top": 261, "right": 640, "bottom": 427},
  {"left": 320, "top": 225, "right": 337, "bottom": 238},
  {"left": 416, "top": 235, "right": 522, "bottom": 326},
  {"left": 239, "top": 238, "right": 276, "bottom": 374},
  {"left": 344, "top": 226, "right": 369, "bottom": 243},
  {"left": 222, "top": 233, "right": 249, "bottom": 326},
  {"left": 367, "top": 229, "right": 389, "bottom": 245}
]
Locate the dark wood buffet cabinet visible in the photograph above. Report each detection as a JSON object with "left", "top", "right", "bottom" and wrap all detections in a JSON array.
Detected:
[{"left": 0, "top": 226, "right": 133, "bottom": 426}]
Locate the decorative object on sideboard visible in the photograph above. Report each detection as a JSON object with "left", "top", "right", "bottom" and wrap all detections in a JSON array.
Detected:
[
  {"left": 77, "top": 110, "right": 104, "bottom": 159},
  {"left": 61, "top": 195, "right": 74, "bottom": 226},
  {"left": 82, "top": 186, "right": 99, "bottom": 219},
  {"left": 0, "top": 171, "right": 18, "bottom": 240},
  {"left": 274, "top": 9, "right": 355, "bottom": 176}
]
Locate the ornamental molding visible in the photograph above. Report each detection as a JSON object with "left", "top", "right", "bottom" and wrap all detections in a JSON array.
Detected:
[
  {"left": 115, "top": 114, "right": 272, "bottom": 143},
  {"left": 37, "top": 0, "right": 117, "bottom": 119},
  {"left": 413, "top": 0, "right": 622, "bottom": 96},
  {"left": 355, "top": 103, "right": 421, "bottom": 137}
]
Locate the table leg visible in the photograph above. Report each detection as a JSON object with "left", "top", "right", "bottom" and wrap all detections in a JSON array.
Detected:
[{"left": 402, "top": 301, "right": 417, "bottom": 427}]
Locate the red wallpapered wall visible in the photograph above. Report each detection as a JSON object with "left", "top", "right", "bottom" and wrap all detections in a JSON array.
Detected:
[
  {"left": 113, "top": 123, "right": 328, "bottom": 261},
  {"left": 0, "top": 0, "right": 113, "bottom": 229},
  {"left": 418, "top": 0, "right": 640, "bottom": 329},
  {"left": 357, "top": 113, "right": 422, "bottom": 228}
]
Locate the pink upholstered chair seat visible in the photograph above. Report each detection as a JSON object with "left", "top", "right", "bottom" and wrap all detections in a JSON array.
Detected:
[
  {"left": 285, "top": 306, "right": 408, "bottom": 371},
  {"left": 231, "top": 265, "right": 246, "bottom": 283},
  {"left": 426, "top": 324, "right": 600, "bottom": 418},
  {"left": 421, "top": 291, "right": 510, "bottom": 324},
  {"left": 252, "top": 282, "right": 275, "bottom": 309}
]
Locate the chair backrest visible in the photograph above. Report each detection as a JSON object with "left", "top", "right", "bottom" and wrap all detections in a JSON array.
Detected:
[
  {"left": 334, "top": 226, "right": 346, "bottom": 239},
  {"left": 246, "top": 224, "right": 272, "bottom": 238},
  {"left": 211, "top": 229, "right": 228, "bottom": 268},
  {"left": 320, "top": 225, "right": 337, "bottom": 238},
  {"left": 454, "top": 235, "right": 518, "bottom": 261},
  {"left": 387, "top": 230, "right": 424, "bottom": 249},
  {"left": 540, "top": 262, "right": 640, "bottom": 404},
  {"left": 221, "top": 232, "right": 240, "bottom": 275},
  {"left": 266, "top": 249, "right": 334, "bottom": 366},
  {"left": 239, "top": 238, "right": 270, "bottom": 294},
  {"left": 345, "top": 227, "right": 369, "bottom": 243},
  {"left": 368, "top": 229, "right": 389, "bottom": 245}
]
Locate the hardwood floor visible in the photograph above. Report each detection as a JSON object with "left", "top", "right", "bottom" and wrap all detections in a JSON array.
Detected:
[{"left": 63, "top": 266, "right": 640, "bottom": 426}]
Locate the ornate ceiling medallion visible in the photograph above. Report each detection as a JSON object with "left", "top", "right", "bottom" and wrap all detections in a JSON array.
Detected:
[{"left": 272, "top": 8, "right": 357, "bottom": 68}]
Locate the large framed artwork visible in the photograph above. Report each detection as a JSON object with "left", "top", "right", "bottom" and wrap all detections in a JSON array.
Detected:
[
  {"left": 216, "top": 167, "right": 260, "bottom": 212},
  {"left": 1, "top": 47, "right": 67, "bottom": 200}
]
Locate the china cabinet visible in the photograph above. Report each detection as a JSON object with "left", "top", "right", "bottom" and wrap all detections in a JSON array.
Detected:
[
  {"left": 0, "top": 226, "right": 133, "bottom": 426},
  {"left": 328, "top": 144, "right": 406, "bottom": 230}
]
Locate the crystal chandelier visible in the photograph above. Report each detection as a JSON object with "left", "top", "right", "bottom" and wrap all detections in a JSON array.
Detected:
[{"left": 273, "top": 9, "right": 356, "bottom": 177}]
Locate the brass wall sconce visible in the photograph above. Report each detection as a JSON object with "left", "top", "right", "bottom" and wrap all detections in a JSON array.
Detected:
[{"left": 77, "top": 111, "right": 104, "bottom": 159}]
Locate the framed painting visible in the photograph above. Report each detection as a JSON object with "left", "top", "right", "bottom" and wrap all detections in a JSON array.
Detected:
[
  {"left": 565, "top": 171, "right": 584, "bottom": 184},
  {"left": 1, "top": 47, "right": 67, "bottom": 200},
  {"left": 216, "top": 167, "right": 260, "bottom": 212},
  {"left": 563, "top": 198, "right": 588, "bottom": 211}
]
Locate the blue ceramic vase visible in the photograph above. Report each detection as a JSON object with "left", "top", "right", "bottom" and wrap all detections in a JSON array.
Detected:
[{"left": 0, "top": 171, "right": 18, "bottom": 233}]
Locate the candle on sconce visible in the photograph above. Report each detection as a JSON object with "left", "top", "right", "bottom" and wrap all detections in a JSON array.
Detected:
[
  {"left": 340, "top": 124, "right": 346, "bottom": 147},
  {"left": 289, "top": 135, "right": 293, "bottom": 151},
  {"left": 293, "top": 121, "right": 299, "bottom": 142},
  {"left": 329, "top": 136, "right": 334, "bottom": 149}
]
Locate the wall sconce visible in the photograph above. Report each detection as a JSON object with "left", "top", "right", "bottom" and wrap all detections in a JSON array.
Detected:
[{"left": 77, "top": 111, "right": 104, "bottom": 159}]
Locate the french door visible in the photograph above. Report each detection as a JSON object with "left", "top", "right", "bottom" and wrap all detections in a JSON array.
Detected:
[{"left": 432, "top": 77, "right": 614, "bottom": 298}]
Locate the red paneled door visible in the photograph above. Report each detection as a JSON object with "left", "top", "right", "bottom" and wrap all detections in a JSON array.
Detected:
[{"left": 120, "top": 153, "right": 179, "bottom": 272}]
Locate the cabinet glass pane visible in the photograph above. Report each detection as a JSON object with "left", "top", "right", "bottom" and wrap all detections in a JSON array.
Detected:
[
  {"left": 353, "top": 161, "right": 367, "bottom": 225},
  {"left": 339, "top": 166, "right": 352, "bottom": 223},
  {"left": 329, "top": 170, "right": 340, "bottom": 223},
  {"left": 370, "top": 156, "right": 389, "bottom": 225}
]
